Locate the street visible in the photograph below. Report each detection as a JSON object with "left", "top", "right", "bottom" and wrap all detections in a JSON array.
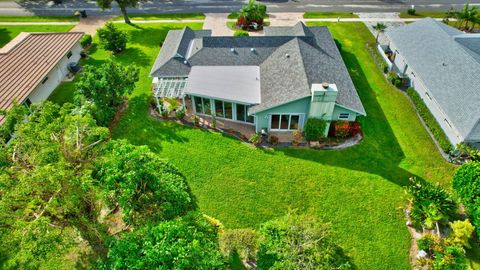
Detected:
[{"left": 0, "top": 0, "right": 479, "bottom": 16}]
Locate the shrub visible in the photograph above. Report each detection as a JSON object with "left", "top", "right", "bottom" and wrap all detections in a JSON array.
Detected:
[
  {"left": 80, "top": 34, "right": 92, "bottom": 49},
  {"left": 407, "top": 87, "right": 453, "bottom": 154},
  {"left": 447, "top": 220, "right": 475, "bottom": 249},
  {"left": 292, "top": 130, "right": 302, "bottom": 145},
  {"left": 334, "top": 121, "right": 350, "bottom": 138},
  {"left": 175, "top": 108, "right": 185, "bottom": 119},
  {"left": 234, "top": 30, "right": 249, "bottom": 36},
  {"left": 220, "top": 229, "right": 258, "bottom": 261},
  {"left": 452, "top": 162, "right": 480, "bottom": 236},
  {"left": 257, "top": 214, "right": 352, "bottom": 270},
  {"left": 456, "top": 143, "right": 480, "bottom": 161},
  {"left": 237, "top": 0, "right": 267, "bottom": 28},
  {"left": 304, "top": 118, "right": 327, "bottom": 141},
  {"left": 406, "top": 177, "right": 457, "bottom": 230},
  {"left": 191, "top": 115, "right": 200, "bottom": 126},
  {"left": 97, "top": 22, "right": 127, "bottom": 54},
  {"left": 416, "top": 233, "right": 468, "bottom": 269},
  {"left": 268, "top": 135, "right": 279, "bottom": 145},
  {"left": 407, "top": 8, "right": 416, "bottom": 15},
  {"left": 249, "top": 133, "right": 261, "bottom": 145},
  {"left": 350, "top": 122, "right": 361, "bottom": 136},
  {"left": 387, "top": 71, "right": 401, "bottom": 86}
]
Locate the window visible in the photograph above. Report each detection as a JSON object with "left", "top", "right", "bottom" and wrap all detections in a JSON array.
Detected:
[
  {"left": 67, "top": 51, "right": 72, "bottom": 59},
  {"left": 339, "top": 113, "right": 350, "bottom": 119},
  {"left": 24, "top": 98, "right": 32, "bottom": 108},
  {"left": 270, "top": 114, "right": 302, "bottom": 130},
  {"left": 224, "top": 102, "right": 232, "bottom": 119},
  {"left": 247, "top": 114, "right": 254, "bottom": 123},
  {"left": 236, "top": 104, "right": 245, "bottom": 121},
  {"left": 41, "top": 77, "right": 48, "bottom": 84},
  {"left": 194, "top": 96, "right": 203, "bottom": 113},
  {"left": 444, "top": 119, "right": 452, "bottom": 128},
  {"left": 203, "top": 98, "right": 211, "bottom": 115},
  {"left": 215, "top": 100, "right": 224, "bottom": 118},
  {"left": 425, "top": 92, "right": 432, "bottom": 100},
  {"left": 411, "top": 72, "right": 416, "bottom": 77}
]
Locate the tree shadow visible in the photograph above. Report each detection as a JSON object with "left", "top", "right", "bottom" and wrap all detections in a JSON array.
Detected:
[
  {"left": 0, "top": 28, "right": 13, "bottom": 48},
  {"left": 278, "top": 50, "right": 423, "bottom": 187}
]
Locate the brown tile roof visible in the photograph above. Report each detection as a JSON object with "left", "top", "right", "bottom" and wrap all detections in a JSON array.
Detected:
[{"left": 0, "top": 32, "right": 84, "bottom": 123}]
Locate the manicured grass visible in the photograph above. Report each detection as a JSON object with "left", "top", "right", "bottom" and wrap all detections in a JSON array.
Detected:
[
  {"left": 303, "top": 12, "right": 358, "bottom": 19},
  {"left": 227, "top": 12, "right": 269, "bottom": 19},
  {"left": 0, "top": 24, "right": 74, "bottom": 47},
  {"left": 398, "top": 12, "right": 447, "bottom": 18},
  {"left": 0, "top": 15, "right": 78, "bottom": 22},
  {"left": 49, "top": 22, "right": 457, "bottom": 269},
  {"left": 48, "top": 81, "right": 76, "bottom": 105},
  {"left": 113, "top": 13, "right": 205, "bottom": 21}
]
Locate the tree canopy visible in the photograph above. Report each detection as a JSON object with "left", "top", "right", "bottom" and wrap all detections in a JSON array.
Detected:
[
  {"left": 96, "top": 22, "right": 128, "bottom": 53},
  {"left": 257, "top": 213, "right": 352, "bottom": 270},
  {"left": 75, "top": 59, "right": 139, "bottom": 126},
  {"left": 96, "top": 0, "right": 141, "bottom": 23}
]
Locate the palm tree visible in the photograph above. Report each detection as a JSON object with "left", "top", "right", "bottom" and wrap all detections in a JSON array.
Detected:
[
  {"left": 373, "top": 22, "right": 387, "bottom": 43},
  {"left": 454, "top": 3, "right": 478, "bottom": 31}
]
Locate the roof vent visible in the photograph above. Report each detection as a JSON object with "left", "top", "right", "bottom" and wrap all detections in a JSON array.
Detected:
[
  {"left": 250, "top": 48, "right": 255, "bottom": 52},
  {"left": 183, "top": 60, "right": 188, "bottom": 65},
  {"left": 442, "top": 62, "right": 447, "bottom": 67},
  {"left": 322, "top": 82, "right": 329, "bottom": 89},
  {"left": 230, "top": 48, "right": 235, "bottom": 52},
  {"left": 285, "top": 53, "right": 290, "bottom": 58}
]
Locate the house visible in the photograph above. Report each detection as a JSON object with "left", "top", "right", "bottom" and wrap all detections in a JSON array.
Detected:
[
  {"left": 0, "top": 32, "right": 84, "bottom": 123},
  {"left": 150, "top": 22, "right": 365, "bottom": 136},
  {"left": 386, "top": 18, "right": 480, "bottom": 149}
]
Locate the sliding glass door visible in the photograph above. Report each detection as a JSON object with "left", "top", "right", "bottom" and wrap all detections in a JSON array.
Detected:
[{"left": 270, "top": 114, "right": 301, "bottom": 131}]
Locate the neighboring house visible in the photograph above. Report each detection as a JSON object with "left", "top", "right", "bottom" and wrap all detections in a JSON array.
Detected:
[
  {"left": 386, "top": 18, "right": 480, "bottom": 148},
  {"left": 0, "top": 32, "right": 84, "bottom": 123},
  {"left": 150, "top": 22, "right": 365, "bottom": 135}
]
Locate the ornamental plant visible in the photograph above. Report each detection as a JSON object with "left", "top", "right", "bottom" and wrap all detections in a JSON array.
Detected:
[
  {"left": 304, "top": 118, "right": 327, "bottom": 141},
  {"left": 452, "top": 162, "right": 480, "bottom": 236},
  {"left": 447, "top": 220, "right": 475, "bottom": 249},
  {"left": 97, "top": 22, "right": 128, "bottom": 54}
]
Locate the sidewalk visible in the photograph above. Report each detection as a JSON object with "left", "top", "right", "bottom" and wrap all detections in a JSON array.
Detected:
[{"left": 70, "top": 16, "right": 112, "bottom": 36}]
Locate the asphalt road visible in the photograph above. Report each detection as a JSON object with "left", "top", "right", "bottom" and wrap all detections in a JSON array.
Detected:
[{"left": 0, "top": 0, "right": 479, "bottom": 16}]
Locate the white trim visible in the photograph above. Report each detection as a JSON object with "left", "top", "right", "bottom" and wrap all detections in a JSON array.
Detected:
[{"left": 268, "top": 113, "right": 304, "bottom": 131}]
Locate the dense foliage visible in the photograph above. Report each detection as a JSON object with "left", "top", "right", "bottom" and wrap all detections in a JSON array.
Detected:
[
  {"left": 220, "top": 229, "right": 258, "bottom": 262},
  {"left": 452, "top": 162, "right": 480, "bottom": 236},
  {"left": 257, "top": 214, "right": 352, "bottom": 270},
  {"left": 96, "top": 140, "right": 193, "bottom": 225},
  {"left": 406, "top": 177, "right": 457, "bottom": 231},
  {"left": 102, "top": 212, "right": 225, "bottom": 269},
  {"left": 0, "top": 101, "right": 28, "bottom": 141},
  {"left": 237, "top": 0, "right": 267, "bottom": 29},
  {"left": 447, "top": 220, "right": 475, "bottom": 249},
  {"left": 304, "top": 117, "right": 327, "bottom": 141},
  {"left": 406, "top": 87, "right": 453, "bottom": 154},
  {"left": 0, "top": 102, "right": 109, "bottom": 269},
  {"left": 75, "top": 60, "right": 139, "bottom": 126},
  {"left": 97, "top": 22, "right": 128, "bottom": 53},
  {"left": 80, "top": 34, "right": 92, "bottom": 48},
  {"left": 417, "top": 233, "right": 469, "bottom": 269}
]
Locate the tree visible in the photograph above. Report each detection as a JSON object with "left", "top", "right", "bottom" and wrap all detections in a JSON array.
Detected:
[
  {"left": 102, "top": 212, "right": 225, "bottom": 269},
  {"left": 96, "top": 0, "right": 141, "bottom": 24},
  {"left": 0, "top": 102, "right": 110, "bottom": 269},
  {"left": 95, "top": 140, "right": 193, "bottom": 225},
  {"left": 75, "top": 60, "right": 139, "bottom": 126},
  {"left": 454, "top": 3, "right": 478, "bottom": 31},
  {"left": 373, "top": 22, "right": 387, "bottom": 43},
  {"left": 304, "top": 117, "right": 327, "bottom": 141},
  {"left": 452, "top": 162, "right": 480, "bottom": 236},
  {"left": 96, "top": 22, "right": 128, "bottom": 53},
  {"left": 257, "top": 213, "right": 352, "bottom": 270}
]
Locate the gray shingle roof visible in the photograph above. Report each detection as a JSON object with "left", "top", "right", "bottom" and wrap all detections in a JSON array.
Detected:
[
  {"left": 150, "top": 22, "right": 366, "bottom": 116},
  {"left": 386, "top": 18, "right": 480, "bottom": 141}
]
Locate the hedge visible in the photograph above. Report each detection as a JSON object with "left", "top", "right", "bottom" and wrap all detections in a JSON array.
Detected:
[
  {"left": 406, "top": 87, "right": 453, "bottom": 154},
  {"left": 304, "top": 118, "right": 327, "bottom": 141},
  {"left": 452, "top": 162, "right": 480, "bottom": 237}
]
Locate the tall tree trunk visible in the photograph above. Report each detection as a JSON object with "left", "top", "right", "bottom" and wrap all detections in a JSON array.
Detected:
[{"left": 120, "top": 5, "right": 131, "bottom": 24}]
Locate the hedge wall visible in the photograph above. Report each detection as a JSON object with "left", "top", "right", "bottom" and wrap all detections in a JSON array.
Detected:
[{"left": 406, "top": 87, "right": 453, "bottom": 154}]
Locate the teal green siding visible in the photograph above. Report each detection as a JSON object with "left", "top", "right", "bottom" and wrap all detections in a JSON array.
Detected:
[
  {"left": 332, "top": 106, "right": 359, "bottom": 121},
  {"left": 254, "top": 97, "right": 311, "bottom": 132}
]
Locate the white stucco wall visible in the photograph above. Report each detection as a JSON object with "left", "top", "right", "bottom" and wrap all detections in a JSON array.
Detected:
[
  {"left": 27, "top": 42, "right": 82, "bottom": 103},
  {"left": 389, "top": 41, "right": 463, "bottom": 147}
]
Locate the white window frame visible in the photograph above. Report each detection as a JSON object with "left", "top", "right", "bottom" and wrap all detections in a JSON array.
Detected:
[
  {"left": 269, "top": 113, "right": 303, "bottom": 131},
  {"left": 191, "top": 95, "right": 255, "bottom": 125}
]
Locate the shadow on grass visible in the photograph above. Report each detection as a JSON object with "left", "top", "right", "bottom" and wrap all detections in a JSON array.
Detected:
[{"left": 278, "top": 50, "right": 421, "bottom": 187}]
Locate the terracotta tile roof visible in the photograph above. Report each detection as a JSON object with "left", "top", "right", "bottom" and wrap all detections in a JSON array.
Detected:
[{"left": 0, "top": 32, "right": 84, "bottom": 123}]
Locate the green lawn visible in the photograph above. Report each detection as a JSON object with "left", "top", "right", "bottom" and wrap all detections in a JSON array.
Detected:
[
  {"left": 112, "top": 13, "right": 205, "bottom": 21},
  {"left": 398, "top": 12, "right": 447, "bottom": 18},
  {"left": 48, "top": 22, "right": 457, "bottom": 269},
  {"left": 0, "top": 24, "right": 74, "bottom": 47},
  {"left": 303, "top": 12, "right": 359, "bottom": 19},
  {"left": 0, "top": 15, "right": 78, "bottom": 22}
]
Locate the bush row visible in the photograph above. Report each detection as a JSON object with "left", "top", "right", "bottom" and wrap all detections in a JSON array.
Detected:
[{"left": 406, "top": 87, "right": 453, "bottom": 154}]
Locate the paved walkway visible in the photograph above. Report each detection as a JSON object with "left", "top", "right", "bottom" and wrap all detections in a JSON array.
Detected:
[
  {"left": 269, "top": 12, "right": 304, "bottom": 26},
  {"left": 69, "top": 16, "right": 112, "bottom": 35}
]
